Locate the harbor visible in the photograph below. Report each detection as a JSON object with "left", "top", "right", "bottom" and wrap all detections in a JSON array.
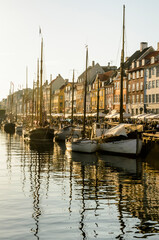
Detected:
[{"left": 1, "top": 129, "right": 159, "bottom": 239}]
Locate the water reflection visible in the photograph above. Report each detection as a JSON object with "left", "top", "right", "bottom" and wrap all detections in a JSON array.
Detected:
[
  {"left": 2, "top": 130, "right": 159, "bottom": 239},
  {"left": 66, "top": 151, "right": 99, "bottom": 239}
]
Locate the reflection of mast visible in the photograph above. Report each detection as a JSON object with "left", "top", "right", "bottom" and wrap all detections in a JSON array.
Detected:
[
  {"left": 68, "top": 158, "right": 73, "bottom": 214},
  {"left": 30, "top": 151, "right": 41, "bottom": 239},
  {"left": 116, "top": 183, "right": 126, "bottom": 239},
  {"left": 79, "top": 164, "right": 86, "bottom": 239}
]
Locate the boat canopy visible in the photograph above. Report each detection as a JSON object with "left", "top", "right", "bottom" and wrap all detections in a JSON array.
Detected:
[{"left": 104, "top": 124, "right": 127, "bottom": 137}]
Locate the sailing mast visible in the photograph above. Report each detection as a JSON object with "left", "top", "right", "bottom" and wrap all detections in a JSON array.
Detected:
[
  {"left": 71, "top": 69, "right": 74, "bottom": 126},
  {"left": 83, "top": 46, "right": 88, "bottom": 138},
  {"left": 96, "top": 74, "right": 100, "bottom": 123},
  {"left": 32, "top": 80, "right": 35, "bottom": 127},
  {"left": 36, "top": 59, "right": 39, "bottom": 124},
  {"left": 26, "top": 66, "right": 28, "bottom": 118},
  {"left": 119, "top": 5, "right": 125, "bottom": 123},
  {"left": 39, "top": 37, "right": 43, "bottom": 126},
  {"left": 49, "top": 74, "right": 52, "bottom": 124}
]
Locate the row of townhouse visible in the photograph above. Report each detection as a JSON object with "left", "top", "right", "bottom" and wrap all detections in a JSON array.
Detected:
[{"left": 3, "top": 41, "right": 159, "bottom": 119}]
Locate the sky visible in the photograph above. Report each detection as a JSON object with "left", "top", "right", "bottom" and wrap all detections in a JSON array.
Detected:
[{"left": 0, "top": 0, "right": 159, "bottom": 100}]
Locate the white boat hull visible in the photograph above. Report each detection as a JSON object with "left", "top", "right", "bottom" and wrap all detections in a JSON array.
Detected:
[
  {"left": 66, "top": 139, "right": 98, "bottom": 153},
  {"left": 99, "top": 138, "right": 142, "bottom": 155}
]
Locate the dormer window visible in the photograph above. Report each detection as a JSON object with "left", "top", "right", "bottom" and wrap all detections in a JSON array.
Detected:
[
  {"left": 142, "top": 59, "right": 145, "bottom": 66},
  {"left": 132, "top": 62, "right": 135, "bottom": 69},
  {"left": 137, "top": 61, "right": 140, "bottom": 67},
  {"left": 151, "top": 56, "right": 155, "bottom": 64}
]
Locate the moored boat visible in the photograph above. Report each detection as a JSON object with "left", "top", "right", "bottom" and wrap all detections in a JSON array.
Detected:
[
  {"left": 66, "top": 138, "right": 98, "bottom": 153},
  {"left": 29, "top": 127, "right": 54, "bottom": 142},
  {"left": 4, "top": 122, "right": 15, "bottom": 134},
  {"left": 98, "top": 124, "right": 143, "bottom": 156}
]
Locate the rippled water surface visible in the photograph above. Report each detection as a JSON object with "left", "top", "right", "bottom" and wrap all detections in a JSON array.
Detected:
[{"left": 1, "top": 130, "right": 159, "bottom": 239}]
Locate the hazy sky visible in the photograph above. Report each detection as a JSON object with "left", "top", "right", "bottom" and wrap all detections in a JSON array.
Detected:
[{"left": 0, "top": 0, "right": 159, "bottom": 100}]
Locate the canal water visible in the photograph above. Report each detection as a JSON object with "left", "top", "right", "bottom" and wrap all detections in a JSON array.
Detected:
[{"left": 1, "top": 130, "right": 159, "bottom": 240}]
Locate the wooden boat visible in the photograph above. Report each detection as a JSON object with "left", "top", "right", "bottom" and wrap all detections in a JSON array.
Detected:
[
  {"left": 66, "top": 138, "right": 98, "bottom": 153},
  {"left": 4, "top": 122, "right": 15, "bottom": 134},
  {"left": 29, "top": 127, "right": 54, "bottom": 142},
  {"left": 98, "top": 124, "right": 142, "bottom": 156}
]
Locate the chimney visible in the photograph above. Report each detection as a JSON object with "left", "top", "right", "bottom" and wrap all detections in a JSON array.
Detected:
[
  {"left": 92, "top": 61, "right": 95, "bottom": 67},
  {"left": 157, "top": 42, "right": 159, "bottom": 51},
  {"left": 140, "top": 42, "right": 148, "bottom": 52}
]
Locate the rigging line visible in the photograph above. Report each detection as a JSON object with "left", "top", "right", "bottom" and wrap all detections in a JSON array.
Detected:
[{"left": 115, "top": 29, "right": 122, "bottom": 67}]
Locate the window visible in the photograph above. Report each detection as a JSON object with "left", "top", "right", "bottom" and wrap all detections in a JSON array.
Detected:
[
  {"left": 136, "top": 95, "right": 139, "bottom": 103},
  {"left": 128, "top": 84, "right": 131, "bottom": 92},
  {"left": 156, "top": 94, "right": 159, "bottom": 103},
  {"left": 140, "top": 82, "right": 143, "bottom": 90},
  {"left": 136, "top": 71, "right": 139, "bottom": 78},
  {"left": 136, "top": 82, "right": 139, "bottom": 91},
  {"left": 149, "top": 95, "right": 151, "bottom": 103},
  {"left": 152, "top": 67, "right": 155, "bottom": 75},
  {"left": 128, "top": 73, "right": 131, "bottom": 80},
  {"left": 149, "top": 68, "right": 151, "bottom": 78},
  {"left": 152, "top": 94, "right": 155, "bottom": 103},
  {"left": 132, "top": 84, "right": 135, "bottom": 91},
  {"left": 156, "top": 67, "right": 159, "bottom": 77},
  {"left": 145, "top": 95, "right": 148, "bottom": 103},
  {"left": 142, "top": 59, "right": 145, "bottom": 66},
  {"left": 148, "top": 81, "right": 152, "bottom": 89},
  {"left": 152, "top": 80, "right": 155, "bottom": 88},
  {"left": 132, "top": 72, "right": 135, "bottom": 79},
  {"left": 124, "top": 94, "right": 126, "bottom": 102},
  {"left": 151, "top": 57, "right": 155, "bottom": 64},
  {"left": 141, "top": 70, "right": 144, "bottom": 77},
  {"left": 141, "top": 94, "right": 143, "bottom": 103},
  {"left": 136, "top": 109, "right": 138, "bottom": 115},
  {"left": 132, "top": 95, "right": 135, "bottom": 104},
  {"left": 124, "top": 81, "right": 126, "bottom": 89},
  {"left": 156, "top": 80, "right": 159, "bottom": 88}
]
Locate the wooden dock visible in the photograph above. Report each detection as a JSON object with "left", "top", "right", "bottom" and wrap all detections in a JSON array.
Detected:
[{"left": 142, "top": 132, "right": 159, "bottom": 143}]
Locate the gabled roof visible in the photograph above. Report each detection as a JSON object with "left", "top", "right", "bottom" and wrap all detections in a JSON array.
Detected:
[
  {"left": 124, "top": 46, "right": 153, "bottom": 70},
  {"left": 144, "top": 50, "right": 159, "bottom": 60}
]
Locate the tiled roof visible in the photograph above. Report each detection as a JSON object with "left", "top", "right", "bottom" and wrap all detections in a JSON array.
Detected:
[
  {"left": 97, "top": 71, "right": 116, "bottom": 81},
  {"left": 124, "top": 47, "right": 152, "bottom": 69},
  {"left": 144, "top": 51, "right": 159, "bottom": 59}
]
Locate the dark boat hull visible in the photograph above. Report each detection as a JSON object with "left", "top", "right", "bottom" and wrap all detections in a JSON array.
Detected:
[
  {"left": 29, "top": 127, "right": 54, "bottom": 142},
  {"left": 4, "top": 123, "right": 15, "bottom": 134}
]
